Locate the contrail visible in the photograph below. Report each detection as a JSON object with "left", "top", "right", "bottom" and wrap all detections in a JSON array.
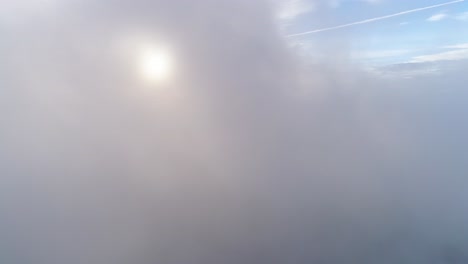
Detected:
[{"left": 287, "top": 0, "right": 465, "bottom": 37}]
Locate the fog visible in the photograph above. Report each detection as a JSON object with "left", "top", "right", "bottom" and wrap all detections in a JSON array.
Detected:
[{"left": 1, "top": 0, "right": 468, "bottom": 263}]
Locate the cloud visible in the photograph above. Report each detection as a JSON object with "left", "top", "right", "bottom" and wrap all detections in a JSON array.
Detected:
[
  {"left": 371, "top": 43, "right": 468, "bottom": 77},
  {"left": 2, "top": 0, "right": 468, "bottom": 264},
  {"left": 410, "top": 45, "right": 468, "bottom": 63},
  {"left": 371, "top": 62, "right": 441, "bottom": 78},
  {"left": 287, "top": 0, "right": 465, "bottom": 36},
  {"left": 427, "top": 13, "right": 448, "bottom": 21},
  {"left": 275, "top": 0, "right": 315, "bottom": 20},
  {"left": 445, "top": 43, "right": 468, "bottom": 49}
]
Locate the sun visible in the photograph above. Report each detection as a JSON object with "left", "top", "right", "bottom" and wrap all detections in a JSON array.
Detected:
[{"left": 139, "top": 47, "right": 173, "bottom": 83}]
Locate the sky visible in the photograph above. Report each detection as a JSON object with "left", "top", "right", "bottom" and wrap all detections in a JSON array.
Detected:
[
  {"left": 279, "top": 0, "right": 468, "bottom": 73},
  {"left": 1, "top": 0, "right": 468, "bottom": 264}
]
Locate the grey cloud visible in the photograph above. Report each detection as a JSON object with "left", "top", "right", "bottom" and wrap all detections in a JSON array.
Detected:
[{"left": 1, "top": 0, "right": 468, "bottom": 264}]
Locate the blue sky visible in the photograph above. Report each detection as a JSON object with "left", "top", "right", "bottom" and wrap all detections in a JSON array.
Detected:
[{"left": 278, "top": 0, "right": 468, "bottom": 74}]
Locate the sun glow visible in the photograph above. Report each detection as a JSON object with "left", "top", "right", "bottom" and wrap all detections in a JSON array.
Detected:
[{"left": 139, "top": 47, "right": 173, "bottom": 83}]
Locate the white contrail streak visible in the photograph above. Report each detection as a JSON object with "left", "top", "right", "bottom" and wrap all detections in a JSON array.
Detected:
[{"left": 287, "top": 0, "right": 465, "bottom": 37}]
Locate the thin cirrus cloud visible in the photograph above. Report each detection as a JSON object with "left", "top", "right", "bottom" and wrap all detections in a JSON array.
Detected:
[
  {"left": 287, "top": 0, "right": 465, "bottom": 36},
  {"left": 410, "top": 43, "right": 468, "bottom": 63},
  {"left": 427, "top": 13, "right": 448, "bottom": 21}
]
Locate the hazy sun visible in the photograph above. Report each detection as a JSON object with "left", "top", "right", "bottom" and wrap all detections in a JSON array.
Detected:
[{"left": 139, "top": 47, "right": 173, "bottom": 83}]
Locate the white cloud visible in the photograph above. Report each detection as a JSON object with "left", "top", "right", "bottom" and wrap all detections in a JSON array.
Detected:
[
  {"left": 3, "top": 1, "right": 468, "bottom": 263},
  {"left": 275, "top": 0, "right": 315, "bottom": 20},
  {"left": 444, "top": 43, "right": 468, "bottom": 49},
  {"left": 427, "top": 13, "right": 447, "bottom": 21},
  {"left": 410, "top": 47, "right": 468, "bottom": 63},
  {"left": 426, "top": 11, "right": 468, "bottom": 22}
]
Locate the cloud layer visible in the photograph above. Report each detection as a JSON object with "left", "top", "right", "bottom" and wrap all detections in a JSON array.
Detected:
[{"left": 1, "top": 0, "right": 468, "bottom": 264}]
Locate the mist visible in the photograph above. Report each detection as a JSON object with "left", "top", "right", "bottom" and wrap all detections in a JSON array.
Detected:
[{"left": 1, "top": 0, "right": 468, "bottom": 263}]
